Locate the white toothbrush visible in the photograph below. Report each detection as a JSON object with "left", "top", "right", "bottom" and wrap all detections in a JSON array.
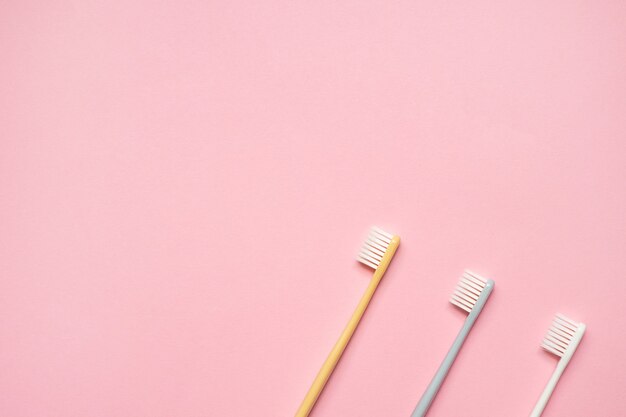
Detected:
[
  {"left": 530, "top": 314, "right": 586, "bottom": 417},
  {"left": 411, "top": 270, "right": 494, "bottom": 417}
]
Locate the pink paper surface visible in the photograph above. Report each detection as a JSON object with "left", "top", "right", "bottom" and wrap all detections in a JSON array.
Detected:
[{"left": 2, "top": 1, "right": 626, "bottom": 416}]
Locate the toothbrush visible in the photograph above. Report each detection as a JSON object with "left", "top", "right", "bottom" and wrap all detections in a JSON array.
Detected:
[
  {"left": 530, "top": 314, "right": 586, "bottom": 417},
  {"left": 411, "top": 270, "right": 494, "bottom": 417},
  {"left": 295, "top": 227, "right": 400, "bottom": 417}
]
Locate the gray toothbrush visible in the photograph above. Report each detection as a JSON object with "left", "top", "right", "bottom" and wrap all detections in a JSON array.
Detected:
[{"left": 411, "top": 270, "right": 494, "bottom": 417}]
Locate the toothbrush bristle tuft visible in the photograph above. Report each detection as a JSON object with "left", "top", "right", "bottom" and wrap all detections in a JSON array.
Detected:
[
  {"left": 449, "top": 270, "right": 488, "bottom": 313},
  {"left": 357, "top": 227, "right": 393, "bottom": 270},
  {"left": 541, "top": 314, "right": 582, "bottom": 357}
]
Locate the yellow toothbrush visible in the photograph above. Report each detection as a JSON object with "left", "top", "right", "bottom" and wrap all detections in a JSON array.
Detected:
[{"left": 295, "top": 226, "right": 400, "bottom": 417}]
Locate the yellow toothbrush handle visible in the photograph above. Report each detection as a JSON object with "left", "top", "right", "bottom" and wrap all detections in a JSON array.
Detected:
[{"left": 295, "top": 236, "right": 400, "bottom": 417}]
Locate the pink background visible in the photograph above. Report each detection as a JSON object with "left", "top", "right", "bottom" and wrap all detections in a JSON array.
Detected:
[{"left": 2, "top": 1, "right": 626, "bottom": 416}]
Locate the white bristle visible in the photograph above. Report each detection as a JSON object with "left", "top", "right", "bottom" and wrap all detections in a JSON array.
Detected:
[
  {"left": 541, "top": 314, "right": 582, "bottom": 357},
  {"left": 357, "top": 227, "right": 393, "bottom": 270},
  {"left": 449, "top": 270, "right": 488, "bottom": 313}
]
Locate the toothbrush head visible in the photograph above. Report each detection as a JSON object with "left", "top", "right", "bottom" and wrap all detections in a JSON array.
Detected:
[
  {"left": 357, "top": 226, "right": 400, "bottom": 271},
  {"left": 541, "top": 314, "right": 587, "bottom": 357},
  {"left": 450, "top": 270, "right": 494, "bottom": 313}
]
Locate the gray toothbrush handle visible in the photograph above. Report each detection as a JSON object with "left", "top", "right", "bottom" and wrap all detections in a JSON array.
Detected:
[{"left": 411, "top": 280, "right": 494, "bottom": 417}]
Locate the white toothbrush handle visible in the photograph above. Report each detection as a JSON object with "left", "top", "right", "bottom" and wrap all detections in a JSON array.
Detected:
[
  {"left": 530, "top": 324, "right": 586, "bottom": 417},
  {"left": 411, "top": 281, "right": 494, "bottom": 417}
]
